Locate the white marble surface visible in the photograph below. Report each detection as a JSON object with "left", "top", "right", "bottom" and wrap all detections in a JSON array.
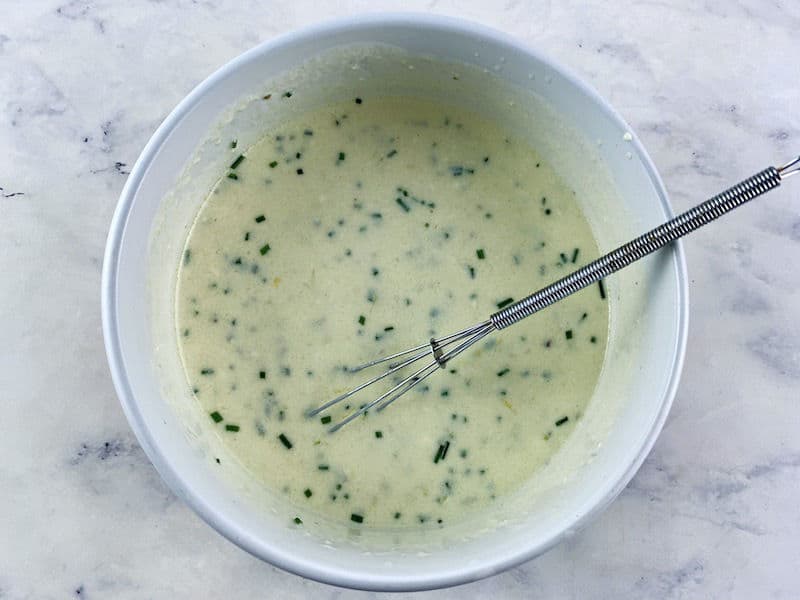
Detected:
[{"left": 2, "top": 1, "right": 799, "bottom": 598}]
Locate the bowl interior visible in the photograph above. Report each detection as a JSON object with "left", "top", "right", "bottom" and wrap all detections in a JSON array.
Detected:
[{"left": 103, "top": 14, "right": 686, "bottom": 591}]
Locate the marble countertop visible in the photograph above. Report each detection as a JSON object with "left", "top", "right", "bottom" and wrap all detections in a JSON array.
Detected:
[{"left": 2, "top": 1, "right": 799, "bottom": 598}]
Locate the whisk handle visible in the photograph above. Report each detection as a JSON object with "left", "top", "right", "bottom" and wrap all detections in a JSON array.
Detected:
[{"left": 490, "top": 163, "right": 788, "bottom": 330}]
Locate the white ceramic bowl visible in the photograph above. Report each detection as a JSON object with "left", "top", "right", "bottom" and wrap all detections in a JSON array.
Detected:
[{"left": 102, "top": 14, "right": 687, "bottom": 591}]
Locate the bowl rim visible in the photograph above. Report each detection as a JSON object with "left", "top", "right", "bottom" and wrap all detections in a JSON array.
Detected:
[{"left": 102, "top": 11, "right": 688, "bottom": 591}]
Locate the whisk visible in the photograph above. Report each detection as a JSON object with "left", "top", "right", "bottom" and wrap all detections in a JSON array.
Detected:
[{"left": 308, "top": 155, "right": 800, "bottom": 432}]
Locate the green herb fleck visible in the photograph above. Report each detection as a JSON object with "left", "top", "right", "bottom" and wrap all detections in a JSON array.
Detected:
[
  {"left": 358, "top": 315, "right": 366, "bottom": 326},
  {"left": 230, "top": 155, "right": 245, "bottom": 169},
  {"left": 375, "top": 431, "right": 383, "bottom": 439},
  {"left": 565, "top": 330, "right": 573, "bottom": 340},
  {"left": 320, "top": 415, "right": 332, "bottom": 425},
  {"left": 476, "top": 249, "right": 486, "bottom": 260},
  {"left": 338, "top": 152, "right": 346, "bottom": 161},
  {"left": 293, "top": 516, "right": 302, "bottom": 524},
  {"left": 318, "top": 464, "right": 329, "bottom": 471},
  {"left": 450, "top": 165, "right": 475, "bottom": 176},
  {"left": 296, "top": 168, "right": 304, "bottom": 175},
  {"left": 396, "top": 197, "right": 411, "bottom": 212},
  {"left": 434, "top": 441, "right": 451, "bottom": 463},
  {"left": 269, "top": 160, "right": 278, "bottom": 168},
  {"left": 230, "top": 140, "right": 237, "bottom": 149},
  {"left": 278, "top": 433, "right": 293, "bottom": 449},
  {"left": 555, "top": 416, "right": 569, "bottom": 427},
  {"left": 255, "top": 214, "right": 266, "bottom": 223},
  {"left": 496, "top": 297, "right": 514, "bottom": 309},
  {"left": 225, "top": 424, "right": 240, "bottom": 432},
  {"left": 227, "top": 173, "right": 238, "bottom": 180},
  {"left": 590, "top": 336, "right": 598, "bottom": 344},
  {"left": 351, "top": 513, "right": 364, "bottom": 523},
  {"left": 571, "top": 248, "right": 580, "bottom": 263},
  {"left": 260, "top": 244, "right": 271, "bottom": 256},
  {"left": 282, "top": 91, "right": 293, "bottom": 98},
  {"left": 354, "top": 97, "right": 362, "bottom": 104},
  {"left": 497, "top": 368, "right": 510, "bottom": 377},
  {"left": 303, "top": 129, "right": 313, "bottom": 136},
  {"left": 598, "top": 279, "right": 607, "bottom": 300},
  {"left": 209, "top": 411, "right": 223, "bottom": 423},
  {"left": 259, "top": 370, "right": 266, "bottom": 379},
  {"left": 386, "top": 149, "right": 397, "bottom": 158},
  {"left": 200, "top": 368, "right": 215, "bottom": 376},
  {"left": 304, "top": 488, "right": 313, "bottom": 498}
]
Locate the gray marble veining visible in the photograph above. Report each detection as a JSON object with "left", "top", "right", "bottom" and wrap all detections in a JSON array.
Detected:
[{"left": 1, "top": 1, "right": 798, "bottom": 598}]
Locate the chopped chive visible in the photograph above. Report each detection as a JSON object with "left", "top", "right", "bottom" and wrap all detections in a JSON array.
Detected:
[
  {"left": 467, "top": 265, "right": 475, "bottom": 279},
  {"left": 565, "top": 330, "right": 573, "bottom": 340},
  {"left": 282, "top": 91, "right": 293, "bottom": 98},
  {"left": 358, "top": 315, "right": 366, "bottom": 326},
  {"left": 383, "top": 326, "right": 394, "bottom": 332},
  {"left": 230, "top": 154, "right": 245, "bottom": 169},
  {"left": 394, "top": 512, "right": 401, "bottom": 519},
  {"left": 230, "top": 139, "right": 237, "bottom": 149},
  {"left": 555, "top": 416, "right": 569, "bottom": 427},
  {"left": 293, "top": 516, "right": 302, "bottom": 524},
  {"left": 571, "top": 248, "right": 580, "bottom": 263},
  {"left": 434, "top": 441, "right": 450, "bottom": 463},
  {"left": 225, "top": 424, "right": 240, "bottom": 432},
  {"left": 396, "top": 197, "right": 411, "bottom": 212},
  {"left": 227, "top": 172, "right": 238, "bottom": 180},
  {"left": 320, "top": 415, "right": 332, "bottom": 425},
  {"left": 354, "top": 97, "right": 362, "bottom": 104},
  {"left": 304, "top": 488, "right": 313, "bottom": 498},
  {"left": 209, "top": 411, "right": 223, "bottom": 423},
  {"left": 260, "top": 244, "right": 271, "bottom": 256},
  {"left": 269, "top": 160, "right": 278, "bottom": 168},
  {"left": 318, "top": 464, "right": 329, "bottom": 471},
  {"left": 590, "top": 336, "right": 598, "bottom": 344},
  {"left": 598, "top": 279, "right": 607, "bottom": 299},
  {"left": 351, "top": 513, "right": 364, "bottom": 523},
  {"left": 296, "top": 168, "right": 304, "bottom": 175},
  {"left": 255, "top": 214, "right": 266, "bottom": 223},
  {"left": 338, "top": 152, "right": 346, "bottom": 161},
  {"left": 278, "top": 433, "right": 293, "bottom": 449},
  {"left": 497, "top": 368, "right": 510, "bottom": 377},
  {"left": 476, "top": 249, "right": 485, "bottom": 260},
  {"left": 183, "top": 249, "right": 191, "bottom": 265},
  {"left": 560, "top": 252, "right": 568, "bottom": 263},
  {"left": 496, "top": 297, "right": 514, "bottom": 309},
  {"left": 303, "top": 129, "right": 313, "bottom": 136},
  {"left": 386, "top": 149, "right": 397, "bottom": 158},
  {"left": 259, "top": 370, "right": 266, "bottom": 379},
  {"left": 244, "top": 232, "right": 250, "bottom": 241},
  {"left": 200, "top": 368, "right": 215, "bottom": 376},
  {"left": 375, "top": 431, "right": 383, "bottom": 438}
]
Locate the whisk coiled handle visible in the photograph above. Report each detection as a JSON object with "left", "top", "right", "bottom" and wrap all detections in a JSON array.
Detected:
[{"left": 490, "top": 166, "right": 782, "bottom": 330}]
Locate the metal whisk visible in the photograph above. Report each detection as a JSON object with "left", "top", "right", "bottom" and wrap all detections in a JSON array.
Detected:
[{"left": 309, "top": 155, "right": 800, "bottom": 432}]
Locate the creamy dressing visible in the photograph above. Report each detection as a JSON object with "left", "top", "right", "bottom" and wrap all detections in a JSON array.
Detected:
[{"left": 176, "top": 96, "right": 608, "bottom": 529}]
